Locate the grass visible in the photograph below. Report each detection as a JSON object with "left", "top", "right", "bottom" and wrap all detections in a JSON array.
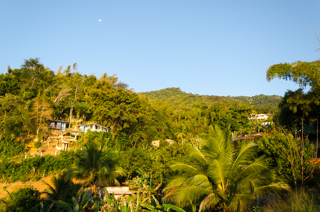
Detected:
[{"left": 259, "top": 189, "right": 320, "bottom": 212}]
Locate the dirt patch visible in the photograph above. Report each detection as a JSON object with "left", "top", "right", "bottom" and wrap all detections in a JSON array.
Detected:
[
  {"left": 0, "top": 177, "right": 86, "bottom": 199},
  {"left": 0, "top": 176, "right": 54, "bottom": 199}
]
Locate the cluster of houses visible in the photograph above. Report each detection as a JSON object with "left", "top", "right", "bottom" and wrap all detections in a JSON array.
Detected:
[
  {"left": 46, "top": 114, "right": 271, "bottom": 151},
  {"left": 47, "top": 120, "right": 110, "bottom": 152},
  {"left": 47, "top": 120, "right": 177, "bottom": 150},
  {"left": 48, "top": 120, "right": 109, "bottom": 133}
]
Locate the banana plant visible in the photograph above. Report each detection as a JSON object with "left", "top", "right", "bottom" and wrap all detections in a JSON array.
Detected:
[
  {"left": 100, "top": 189, "right": 142, "bottom": 212},
  {"left": 141, "top": 195, "right": 186, "bottom": 212}
]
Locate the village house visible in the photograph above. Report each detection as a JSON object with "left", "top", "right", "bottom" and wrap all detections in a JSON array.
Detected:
[
  {"left": 248, "top": 114, "right": 269, "bottom": 121},
  {"left": 48, "top": 120, "right": 68, "bottom": 131},
  {"left": 74, "top": 123, "right": 109, "bottom": 133}
]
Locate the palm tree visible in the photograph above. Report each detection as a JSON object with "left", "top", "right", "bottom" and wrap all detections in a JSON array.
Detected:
[
  {"left": 43, "top": 173, "right": 81, "bottom": 205},
  {"left": 164, "top": 125, "right": 289, "bottom": 212},
  {"left": 65, "top": 142, "right": 124, "bottom": 196}
]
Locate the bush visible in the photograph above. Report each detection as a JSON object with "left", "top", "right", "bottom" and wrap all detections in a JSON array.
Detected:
[
  {"left": 1, "top": 186, "right": 41, "bottom": 212},
  {"left": 0, "top": 150, "right": 78, "bottom": 183},
  {"left": 0, "top": 138, "right": 25, "bottom": 159},
  {"left": 34, "top": 141, "right": 41, "bottom": 149},
  {"left": 257, "top": 130, "right": 315, "bottom": 188}
]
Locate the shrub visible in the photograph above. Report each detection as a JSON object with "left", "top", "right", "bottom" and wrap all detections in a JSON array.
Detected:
[
  {"left": 2, "top": 186, "right": 41, "bottom": 212},
  {"left": 34, "top": 141, "right": 41, "bottom": 149}
]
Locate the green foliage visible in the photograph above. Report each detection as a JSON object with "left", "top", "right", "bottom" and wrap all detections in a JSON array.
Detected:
[
  {"left": 101, "top": 191, "right": 142, "bottom": 212},
  {"left": 88, "top": 74, "right": 146, "bottom": 139},
  {"left": 52, "top": 190, "right": 98, "bottom": 212},
  {"left": 0, "top": 59, "right": 279, "bottom": 157},
  {"left": 267, "top": 60, "right": 320, "bottom": 89},
  {"left": 65, "top": 142, "right": 124, "bottom": 195},
  {"left": 257, "top": 130, "right": 315, "bottom": 188},
  {"left": 0, "top": 94, "right": 31, "bottom": 141},
  {"left": 42, "top": 173, "right": 81, "bottom": 205},
  {"left": 267, "top": 59, "right": 320, "bottom": 137},
  {"left": 1, "top": 186, "right": 41, "bottom": 212},
  {"left": 164, "top": 125, "right": 289, "bottom": 212},
  {"left": 0, "top": 151, "right": 77, "bottom": 182},
  {"left": 260, "top": 189, "right": 320, "bottom": 212},
  {"left": 34, "top": 140, "right": 41, "bottom": 149},
  {"left": 141, "top": 87, "right": 280, "bottom": 113},
  {"left": 119, "top": 142, "right": 190, "bottom": 188},
  {"left": 101, "top": 188, "right": 185, "bottom": 212},
  {"left": 0, "top": 138, "right": 25, "bottom": 159}
]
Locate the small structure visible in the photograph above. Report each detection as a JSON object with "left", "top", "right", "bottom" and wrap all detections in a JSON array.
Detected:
[
  {"left": 166, "top": 139, "right": 175, "bottom": 145},
  {"left": 56, "top": 140, "right": 69, "bottom": 151},
  {"left": 151, "top": 140, "right": 160, "bottom": 147},
  {"left": 248, "top": 114, "right": 269, "bottom": 121},
  {"left": 48, "top": 120, "right": 68, "bottom": 131},
  {"left": 101, "top": 186, "right": 131, "bottom": 200},
  {"left": 75, "top": 123, "right": 109, "bottom": 133}
]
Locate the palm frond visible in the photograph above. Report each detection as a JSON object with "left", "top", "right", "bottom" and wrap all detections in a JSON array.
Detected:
[
  {"left": 199, "top": 192, "right": 221, "bottom": 212},
  {"left": 164, "top": 125, "right": 289, "bottom": 212},
  {"left": 233, "top": 156, "right": 270, "bottom": 183},
  {"left": 207, "top": 158, "right": 226, "bottom": 191},
  {"left": 170, "top": 163, "right": 198, "bottom": 174},
  {"left": 188, "top": 146, "right": 208, "bottom": 165}
]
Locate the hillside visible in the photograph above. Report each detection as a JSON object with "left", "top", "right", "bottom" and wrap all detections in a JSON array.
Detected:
[{"left": 140, "top": 87, "right": 281, "bottom": 111}]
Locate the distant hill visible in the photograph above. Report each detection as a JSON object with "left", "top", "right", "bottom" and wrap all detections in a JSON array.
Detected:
[{"left": 140, "top": 87, "right": 281, "bottom": 111}]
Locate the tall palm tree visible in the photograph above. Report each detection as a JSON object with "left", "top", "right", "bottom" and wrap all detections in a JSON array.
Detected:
[
  {"left": 164, "top": 125, "right": 289, "bottom": 212},
  {"left": 65, "top": 142, "right": 124, "bottom": 195}
]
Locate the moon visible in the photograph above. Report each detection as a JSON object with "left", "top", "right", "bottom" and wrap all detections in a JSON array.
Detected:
[{"left": 99, "top": 19, "right": 102, "bottom": 22}]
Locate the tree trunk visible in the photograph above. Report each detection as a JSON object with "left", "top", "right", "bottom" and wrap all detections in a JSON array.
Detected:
[
  {"left": 317, "top": 117, "right": 319, "bottom": 159},
  {"left": 301, "top": 114, "right": 304, "bottom": 186},
  {"left": 69, "top": 106, "right": 73, "bottom": 128}
]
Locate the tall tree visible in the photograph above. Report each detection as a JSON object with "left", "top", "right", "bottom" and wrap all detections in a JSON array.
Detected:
[
  {"left": 267, "top": 60, "right": 320, "bottom": 154},
  {"left": 267, "top": 60, "right": 320, "bottom": 90},
  {"left": 32, "top": 94, "right": 53, "bottom": 140},
  {"left": 0, "top": 94, "right": 30, "bottom": 140},
  {"left": 89, "top": 74, "right": 144, "bottom": 139}
]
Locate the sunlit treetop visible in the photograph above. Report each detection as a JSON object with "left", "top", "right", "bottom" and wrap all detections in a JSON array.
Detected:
[{"left": 266, "top": 60, "right": 320, "bottom": 91}]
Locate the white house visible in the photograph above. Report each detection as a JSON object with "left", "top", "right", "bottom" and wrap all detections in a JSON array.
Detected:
[
  {"left": 248, "top": 114, "right": 269, "bottom": 121},
  {"left": 75, "top": 123, "right": 109, "bottom": 133}
]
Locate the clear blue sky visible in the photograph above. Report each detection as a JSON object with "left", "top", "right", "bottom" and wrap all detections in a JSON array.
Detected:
[{"left": 1, "top": 0, "right": 319, "bottom": 97}]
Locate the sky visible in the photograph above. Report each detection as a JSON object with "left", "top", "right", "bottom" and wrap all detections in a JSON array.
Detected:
[{"left": 1, "top": 0, "right": 319, "bottom": 97}]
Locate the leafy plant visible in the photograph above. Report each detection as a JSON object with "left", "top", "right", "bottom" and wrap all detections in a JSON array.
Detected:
[
  {"left": 42, "top": 173, "right": 81, "bottom": 205},
  {"left": 164, "top": 125, "right": 289, "bottom": 212},
  {"left": 257, "top": 130, "right": 315, "bottom": 188},
  {"left": 52, "top": 190, "right": 99, "bottom": 212},
  {"left": 65, "top": 142, "right": 124, "bottom": 195},
  {"left": 34, "top": 140, "right": 41, "bottom": 148},
  {"left": 0, "top": 186, "right": 41, "bottom": 212}
]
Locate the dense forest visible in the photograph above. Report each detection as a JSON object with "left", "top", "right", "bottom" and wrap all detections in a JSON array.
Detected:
[
  {"left": 141, "top": 87, "right": 281, "bottom": 113},
  {"left": 0, "top": 58, "right": 320, "bottom": 211}
]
